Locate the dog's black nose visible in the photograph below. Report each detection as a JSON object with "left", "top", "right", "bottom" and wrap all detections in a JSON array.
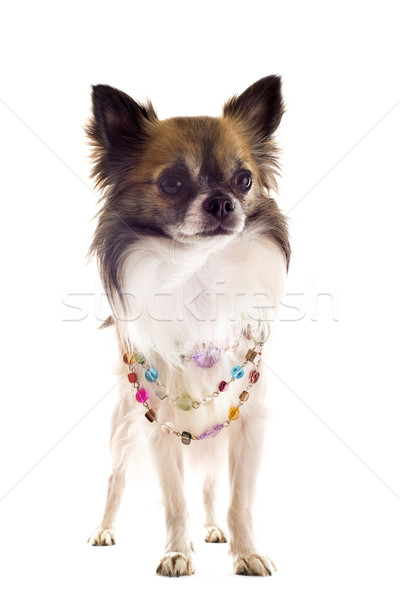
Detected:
[{"left": 203, "top": 195, "right": 234, "bottom": 221}]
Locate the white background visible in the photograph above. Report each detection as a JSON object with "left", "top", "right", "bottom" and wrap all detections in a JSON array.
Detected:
[{"left": 1, "top": 0, "right": 400, "bottom": 598}]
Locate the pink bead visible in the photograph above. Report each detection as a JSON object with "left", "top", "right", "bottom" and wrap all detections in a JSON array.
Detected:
[
  {"left": 218, "top": 380, "right": 229, "bottom": 392},
  {"left": 135, "top": 388, "right": 149, "bottom": 403}
]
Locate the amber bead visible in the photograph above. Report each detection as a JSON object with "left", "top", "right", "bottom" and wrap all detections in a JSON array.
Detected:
[
  {"left": 123, "top": 353, "right": 135, "bottom": 365},
  {"left": 245, "top": 349, "right": 258, "bottom": 362},
  {"left": 145, "top": 409, "right": 156, "bottom": 422},
  {"left": 127, "top": 372, "right": 137, "bottom": 383},
  {"left": 181, "top": 431, "right": 192, "bottom": 445},
  {"left": 249, "top": 370, "right": 260, "bottom": 383},
  {"left": 228, "top": 407, "right": 240, "bottom": 420},
  {"left": 239, "top": 391, "right": 249, "bottom": 402}
]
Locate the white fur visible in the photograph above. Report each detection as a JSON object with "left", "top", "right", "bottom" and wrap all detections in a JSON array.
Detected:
[{"left": 89, "top": 224, "right": 285, "bottom": 576}]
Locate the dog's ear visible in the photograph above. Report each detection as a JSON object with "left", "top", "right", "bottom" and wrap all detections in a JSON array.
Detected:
[
  {"left": 223, "top": 75, "right": 284, "bottom": 139},
  {"left": 87, "top": 85, "right": 157, "bottom": 188},
  {"left": 89, "top": 84, "right": 157, "bottom": 152}
]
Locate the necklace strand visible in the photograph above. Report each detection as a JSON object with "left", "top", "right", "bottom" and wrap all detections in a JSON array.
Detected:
[{"left": 123, "top": 325, "right": 269, "bottom": 444}]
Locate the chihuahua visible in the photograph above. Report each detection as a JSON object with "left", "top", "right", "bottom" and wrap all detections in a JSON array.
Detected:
[{"left": 87, "top": 76, "right": 290, "bottom": 576}]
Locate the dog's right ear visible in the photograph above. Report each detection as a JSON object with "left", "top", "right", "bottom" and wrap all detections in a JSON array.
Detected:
[
  {"left": 87, "top": 85, "right": 157, "bottom": 187},
  {"left": 88, "top": 84, "right": 157, "bottom": 152}
]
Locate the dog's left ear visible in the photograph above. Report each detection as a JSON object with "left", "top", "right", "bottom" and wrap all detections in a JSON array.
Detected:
[{"left": 223, "top": 75, "right": 284, "bottom": 139}]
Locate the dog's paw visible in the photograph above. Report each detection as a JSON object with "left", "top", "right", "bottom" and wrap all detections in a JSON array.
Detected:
[
  {"left": 87, "top": 528, "right": 115, "bottom": 546},
  {"left": 204, "top": 526, "right": 227, "bottom": 543},
  {"left": 233, "top": 553, "right": 276, "bottom": 576},
  {"left": 156, "top": 552, "right": 195, "bottom": 577}
]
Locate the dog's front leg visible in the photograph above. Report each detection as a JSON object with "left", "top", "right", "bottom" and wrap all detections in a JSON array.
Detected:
[
  {"left": 151, "top": 432, "right": 194, "bottom": 577},
  {"left": 203, "top": 474, "right": 227, "bottom": 543},
  {"left": 227, "top": 412, "right": 276, "bottom": 576}
]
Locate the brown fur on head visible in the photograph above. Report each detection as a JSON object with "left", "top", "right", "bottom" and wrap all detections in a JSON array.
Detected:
[{"left": 87, "top": 76, "right": 290, "bottom": 300}]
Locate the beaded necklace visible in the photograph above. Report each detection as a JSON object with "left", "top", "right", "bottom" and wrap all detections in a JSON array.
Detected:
[{"left": 122, "top": 323, "right": 270, "bottom": 445}]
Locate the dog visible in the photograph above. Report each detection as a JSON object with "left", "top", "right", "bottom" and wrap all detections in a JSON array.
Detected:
[{"left": 86, "top": 75, "right": 290, "bottom": 576}]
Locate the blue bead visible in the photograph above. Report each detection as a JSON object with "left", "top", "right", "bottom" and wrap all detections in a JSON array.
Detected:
[
  {"left": 145, "top": 367, "right": 158, "bottom": 382},
  {"left": 231, "top": 365, "right": 244, "bottom": 379}
]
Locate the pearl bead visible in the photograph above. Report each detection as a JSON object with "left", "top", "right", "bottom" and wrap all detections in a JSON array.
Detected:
[
  {"left": 161, "top": 422, "right": 174, "bottom": 435},
  {"left": 155, "top": 385, "right": 168, "bottom": 400}
]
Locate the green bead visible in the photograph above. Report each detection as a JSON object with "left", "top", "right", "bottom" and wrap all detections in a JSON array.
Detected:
[
  {"left": 175, "top": 394, "right": 193, "bottom": 411},
  {"left": 134, "top": 352, "right": 145, "bottom": 364},
  {"left": 181, "top": 431, "right": 192, "bottom": 445},
  {"left": 257, "top": 329, "right": 267, "bottom": 343}
]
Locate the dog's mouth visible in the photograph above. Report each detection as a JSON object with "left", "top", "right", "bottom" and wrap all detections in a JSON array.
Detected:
[
  {"left": 196, "top": 225, "right": 238, "bottom": 238},
  {"left": 166, "top": 210, "right": 246, "bottom": 243}
]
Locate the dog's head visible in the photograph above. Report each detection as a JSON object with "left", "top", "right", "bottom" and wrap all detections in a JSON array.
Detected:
[{"left": 87, "top": 77, "right": 289, "bottom": 301}]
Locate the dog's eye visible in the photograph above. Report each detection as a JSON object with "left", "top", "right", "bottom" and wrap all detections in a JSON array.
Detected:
[
  {"left": 234, "top": 171, "right": 252, "bottom": 191},
  {"left": 160, "top": 176, "right": 183, "bottom": 196}
]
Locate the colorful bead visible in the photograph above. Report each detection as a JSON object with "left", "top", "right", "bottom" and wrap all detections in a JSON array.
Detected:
[
  {"left": 228, "top": 407, "right": 240, "bottom": 420},
  {"left": 127, "top": 372, "right": 137, "bottom": 383},
  {"left": 123, "top": 352, "right": 135, "bottom": 365},
  {"left": 245, "top": 349, "right": 258, "bottom": 362},
  {"left": 199, "top": 423, "right": 224, "bottom": 440},
  {"left": 239, "top": 391, "right": 249, "bottom": 402},
  {"left": 254, "top": 324, "right": 267, "bottom": 344},
  {"left": 181, "top": 431, "right": 192, "bottom": 445},
  {"left": 218, "top": 380, "right": 229, "bottom": 392},
  {"left": 231, "top": 365, "right": 244, "bottom": 379},
  {"left": 135, "top": 388, "right": 149, "bottom": 403},
  {"left": 245, "top": 324, "right": 253, "bottom": 340},
  {"left": 134, "top": 352, "right": 145, "bottom": 364},
  {"left": 175, "top": 394, "right": 193, "bottom": 411},
  {"left": 145, "top": 368, "right": 158, "bottom": 382},
  {"left": 144, "top": 409, "right": 156, "bottom": 422},
  {"left": 249, "top": 370, "right": 260, "bottom": 383},
  {"left": 193, "top": 346, "right": 221, "bottom": 368},
  {"left": 161, "top": 422, "right": 174, "bottom": 435},
  {"left": 155, "top": 385, "right": 168, "bottom": 400}
]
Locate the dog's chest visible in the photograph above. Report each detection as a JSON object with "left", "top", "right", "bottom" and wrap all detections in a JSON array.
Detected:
[{"left": 118, "top": 229, "right": 285, "bottom": 362}]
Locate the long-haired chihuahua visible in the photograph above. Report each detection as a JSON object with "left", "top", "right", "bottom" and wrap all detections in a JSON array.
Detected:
[{"left": 87, "top": 76, "right": 290, "bottom": 576}]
